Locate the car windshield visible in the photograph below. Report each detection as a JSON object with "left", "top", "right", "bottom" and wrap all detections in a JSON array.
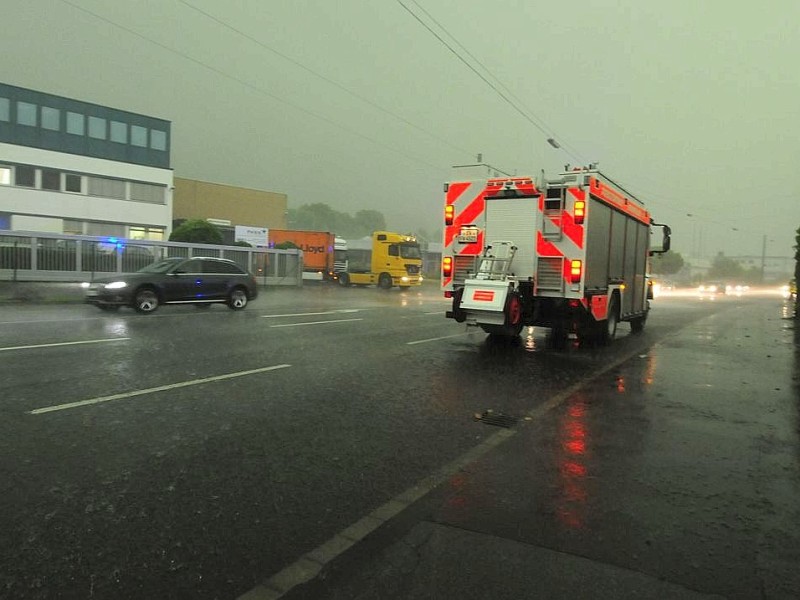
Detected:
[{"left": 137, "top": 258, "right": 183, "bottom": 274}]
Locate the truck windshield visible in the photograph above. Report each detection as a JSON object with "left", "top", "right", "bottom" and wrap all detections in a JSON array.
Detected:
[{"left": 399, "top": 243, "right": 421, "bottom": 259}]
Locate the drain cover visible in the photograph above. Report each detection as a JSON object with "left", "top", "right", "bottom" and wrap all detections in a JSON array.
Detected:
[{"left": 475, "top": 410, "right": 518, "bottom": 428}]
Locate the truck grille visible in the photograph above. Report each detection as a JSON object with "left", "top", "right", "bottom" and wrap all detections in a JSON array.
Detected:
[
  {"left": 537, "top": 257, "right": 563, "bottom": 291},
  {"left": 405, "top": 264, "right": 420, "bottom": 274}
]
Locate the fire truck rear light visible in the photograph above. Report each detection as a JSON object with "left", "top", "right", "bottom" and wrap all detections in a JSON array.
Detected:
[
  {"left": 570, "top": 260, "right": 582, "bottom": 284},
  {"left": 443, "top": 257, "right": 453, "bottom": 277},
  {"left": 444, "top": 290, "right": 453, "bottom": 298},
  {"left": 445, "top": 205, "right": 454, "bottom": 226},
  {"left": 574, "top": 200, "right": 586, "bottom": 224}
]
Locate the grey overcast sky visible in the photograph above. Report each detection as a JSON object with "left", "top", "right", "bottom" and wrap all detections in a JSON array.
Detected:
[{"left": 2, "top": 0, "right": 799, "bottom": 258}]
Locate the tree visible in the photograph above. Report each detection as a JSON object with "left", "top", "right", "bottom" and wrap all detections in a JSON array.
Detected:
[
  {"left": 274, "top": 241, "right": 299, "bottom": 250},
  {"left": 287, "top": 203, "right": 388, "bottom": 238},
  {"left": 353, "top": 210, "right": 386, "bottom": 235},
  {"left": 169, "top": 219, "right": 223, "bottom": 244},
  {"left": 651, "top": 250, "right": 684, "bottom": 275},
  {"left": 707, "top": 252, "right": 746, "bottom": 280}
]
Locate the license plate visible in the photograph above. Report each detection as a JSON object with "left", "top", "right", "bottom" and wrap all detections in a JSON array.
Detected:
[{"left": 457, "top": 226, "right": 479, "bottom": 244}]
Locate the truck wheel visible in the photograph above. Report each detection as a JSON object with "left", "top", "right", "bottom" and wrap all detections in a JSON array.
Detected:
[
  {"left": 600, "top": 295, "right": 619, "bottom": 344},
  {"left": 338, "top": 273, "right": 350, "bottom": 287},
  {"left": 378, "top": 273, "right": 392, "bottom": 289}
]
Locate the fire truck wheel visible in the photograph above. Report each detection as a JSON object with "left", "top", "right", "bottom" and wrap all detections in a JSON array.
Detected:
[
  {"left": 378, "top": 273, "right": 393, "bottom": 289},
  {"left": 600, "top": 295, "right": 619, "bottom": 344},
  {"left": 338, "top": 273, "right": 350, "bottom": 287}
]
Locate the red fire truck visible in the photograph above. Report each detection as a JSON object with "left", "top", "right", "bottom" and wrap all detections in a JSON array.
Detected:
[{"left": 442, "top": 166, "right": 671, "bottom": 344}]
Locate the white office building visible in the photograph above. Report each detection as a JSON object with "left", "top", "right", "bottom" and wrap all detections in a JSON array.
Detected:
[{"left": 0, "top": 82, "right": 173, "bottom": 240}]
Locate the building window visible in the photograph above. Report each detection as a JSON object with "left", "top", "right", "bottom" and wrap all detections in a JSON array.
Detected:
[
  {"left": 65, "top": 173, "right": 82, "bottom": 193},
  {"left": 110, "top": 120, "right": 127, "bottom": 144},
  {"left": 88, "top": 116, "right": 106, "bottom": 139},
  {"left": 86, "top": 222, "right": 125, "bottom": 237},
  {"left": 129, "top": 226, "right": 165, "bottom": 241},
  {"left": 130, "top": 182, "right": 165, "bottom": 204},
  {"left": 16, "top": 101, "right": 37, "bottom": 126},
  {"left": 0, "top": 166, "right": 10, "bottom": 185},
  {"left": 41, "top": 106, "right": 61, "bottom": 131},
  {"left": 131, "top": 125, "right": 147, "bottom": 147},
  {"left": 41, "top": 169, "right": 60, "bottom": 191},
  {"left": 150, "top": 129, "right": 167, "bottom": 151},
  {"left": 0, "top": 97, "right": 9, "bottom": 122},
  {"left": 15, "top": 165, "right": 35, "bottom": 187},
  {"left": 87, "top": 176, "right": 126, "bottom": 199},
  {"left": 63, "top": 219, "right": 84, "bottom": 235},
  {"left": 66, "top": 111, "right": 85, "bottom": 135}
]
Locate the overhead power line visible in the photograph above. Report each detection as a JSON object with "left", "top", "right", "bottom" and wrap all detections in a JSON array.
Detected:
[
  {"left": 177, "top": 0, "right": 475, "bottom": 160},
  {"left": 396, "top": 0, "right": 585, "bottom": 164},
  {"left": 58, "top": 0, "right": 448, "bottom": 173}
]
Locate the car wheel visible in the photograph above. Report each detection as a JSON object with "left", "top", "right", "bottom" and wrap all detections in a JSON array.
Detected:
[
  {"left": 228, "top": 287, "right": 248, "bottom": 310},
  {"left": 133, "top": 288, "right": 159, "bottom": 314}
]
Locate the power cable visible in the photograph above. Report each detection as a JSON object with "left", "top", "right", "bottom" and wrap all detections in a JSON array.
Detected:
[
  {"left": 177, "top": 0, "right": 475, "bottom": 160},
  {"left": 396, "top": 0, "right": 584, "bottom": 164},
  {"left": 58, "top": 0, "right": 448, "bottom": 174},
  {"left": 406, "top": 0, "right": 588, "bottom": 165}
]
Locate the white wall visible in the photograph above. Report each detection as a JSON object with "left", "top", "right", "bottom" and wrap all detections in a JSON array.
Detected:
[{"left": 0, "top": 142, "right": 173, "bottom": 232}]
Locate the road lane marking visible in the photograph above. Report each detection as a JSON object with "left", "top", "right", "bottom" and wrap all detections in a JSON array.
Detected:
[
  {"left": 237, "top": 339, "right": 670, "bottom": 600},
  {"left": 0, "top": 337, "right": 130, "bottom": 352},
  {"left": 28, "top": 364, "right": 291, "bottom": 415},
  {"left": 406, "top": 332, "right": 469, "bottom": 345},
  {"left": 262, "top": 309, "right": 361, "bottom": 318},
  {"left": 424, "top": 311, "right": 444, "bottom": 315},
  {"left": 269, "top": 318, "right": 363, "bottom": 328}
]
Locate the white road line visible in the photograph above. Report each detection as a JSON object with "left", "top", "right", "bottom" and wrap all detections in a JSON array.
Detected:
[
  {"left": 269, "top": 318, "right": 363, "bottom": 328},
  {"left": 262, "top": 309, "right": 361, "bottom": 318},
  {"left": 424, "top": 311, "right": 444, "bottom": 315},
  {"left": 0, "top": 337, "right": 130, "bottom": 352},
  {"left": 406, "top": 332, "right": 469, "bottom": 345},
  {"left": 237, "top": 340, "right": 668, "bottom": 600},
  {"left": 28, "top": 364, "right": 291, "bottom": 415}
]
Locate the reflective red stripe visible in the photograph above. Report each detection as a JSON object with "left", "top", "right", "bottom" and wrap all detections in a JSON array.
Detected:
[{"left": 473, "top": 290, "right": 495, "bottom": 302}]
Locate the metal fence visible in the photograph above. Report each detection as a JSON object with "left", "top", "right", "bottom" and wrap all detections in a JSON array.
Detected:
[{"left": 0, "top": 230, "right": 303, "bottom": 286}]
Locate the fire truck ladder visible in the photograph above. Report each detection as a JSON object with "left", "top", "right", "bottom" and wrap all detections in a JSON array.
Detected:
[{"left": 474, "top": 241, "right": 517, "bottom": 281}]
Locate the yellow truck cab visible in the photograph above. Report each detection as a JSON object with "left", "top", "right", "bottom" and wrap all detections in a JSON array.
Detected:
[{"left": 340, "top": 231, "right": 423, "bottom": 289}]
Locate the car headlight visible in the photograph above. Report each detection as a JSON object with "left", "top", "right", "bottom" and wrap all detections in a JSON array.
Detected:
[
  {"left": 103, "top": 281, "right": 128, "bottom": 290},
  {"left": 80, "top": 282, "right": 90, "bottom": 289}
]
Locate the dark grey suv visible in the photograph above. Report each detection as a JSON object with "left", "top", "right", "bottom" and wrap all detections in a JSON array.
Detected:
[{"left": 83, "top": 257, "right": 258, "bottom": 313}]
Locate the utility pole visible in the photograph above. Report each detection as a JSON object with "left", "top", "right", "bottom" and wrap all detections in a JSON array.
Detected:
[{"left": 760, "top": 234, "right": 766, "bottom": 283}]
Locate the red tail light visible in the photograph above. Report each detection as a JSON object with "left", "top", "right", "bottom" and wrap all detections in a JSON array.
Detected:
[
  {"left": 443, "top": 256, "right": 453, "bottom": 277},
  {"left": 570, "top": 260, "right": 582, "bottom": 284},
  {"left": 445, "top": 205, "right": 454, "bottom": 226},
  {"left": 574, "top": 200, "right": 586, "bottom": 224}
]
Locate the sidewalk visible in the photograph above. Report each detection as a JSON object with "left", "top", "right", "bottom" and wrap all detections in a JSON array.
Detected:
[{"left": 264, "top": 300, "right": 800, "bottom": 600}]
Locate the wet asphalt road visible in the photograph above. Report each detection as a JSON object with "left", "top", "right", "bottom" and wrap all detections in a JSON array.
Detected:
[{"left": 0, "top": 286, "right": 795, "bottom": 599}]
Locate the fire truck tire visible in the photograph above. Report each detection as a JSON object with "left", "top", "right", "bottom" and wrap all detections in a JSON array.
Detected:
[
  {"left": 600, "top": 295, "right": 619, "bottom": 344},
  {"left": 378, "top": 273, "right": 393, "bottom": 289},
  {"left": 338, "top": 273, "right": 350, "bottom": 287}
]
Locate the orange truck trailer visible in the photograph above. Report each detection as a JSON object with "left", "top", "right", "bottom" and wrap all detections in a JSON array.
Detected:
[{"left": 268, "top": 229, "right": 347, "bottom": 282}]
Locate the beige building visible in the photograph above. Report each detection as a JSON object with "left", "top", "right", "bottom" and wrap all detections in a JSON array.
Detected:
[{"left": 173, "top": 177, "right": 287, "bottom": 231}]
